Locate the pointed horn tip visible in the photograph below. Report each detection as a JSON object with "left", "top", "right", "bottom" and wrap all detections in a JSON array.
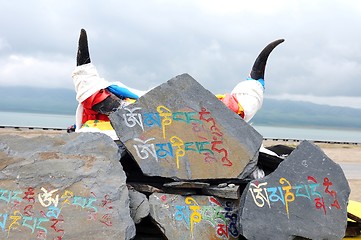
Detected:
[
  {"left": 80, "top": 29, "right": 87, "bottom": 36},
  {"left": 271, "top": 39, "right": 285, "bottom": 46},
  {"left": 249, "top": 39, "right": 285, "bottom": 80},
  {"left": 76, "top": 29, "right": 91, "bottom": 66}
]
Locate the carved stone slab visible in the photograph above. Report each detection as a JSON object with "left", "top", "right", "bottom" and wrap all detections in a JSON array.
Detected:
[
  {"left": 110, "top": 74, "right": 262, "bottom": 180},
  {"left": 0, "top": 133, "right": 135, "bottom": 240},
  {"left": 149, "top": 193, "right": 240, "bottom": 239},
  {"left": 239, "top": 140, "right": 350, "bottom": 240}
]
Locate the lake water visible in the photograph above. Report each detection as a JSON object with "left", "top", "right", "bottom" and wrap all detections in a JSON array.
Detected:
[
  {"left": 0, "top": 111, "right": 360, "bottom": 143},
  {"left": 254, "top": 125, "right": 361, "bottom": 143},
  {"left": 0, "top": 111, "right": 75, "bottom": 129}
]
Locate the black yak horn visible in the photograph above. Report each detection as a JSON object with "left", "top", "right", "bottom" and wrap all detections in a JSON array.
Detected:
[
  {"left": 76, "top": 29, "right": 91, "bottom": 66},
  {"left": 250, "top": 39, "right": 284, "bottom": 80}
]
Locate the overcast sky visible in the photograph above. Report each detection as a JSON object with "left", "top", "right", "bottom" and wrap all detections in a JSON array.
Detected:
[{"left": 1, "top": 0, "right": 361, "bottom": 109}]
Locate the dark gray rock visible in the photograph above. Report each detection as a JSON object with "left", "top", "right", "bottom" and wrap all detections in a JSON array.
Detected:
[
  {"left": 110, "top": 73, "right": 262, "bottom": 180},
  {"left": 129, "top": 183, "right": 163, "bottom": 194},
  {"left": 149, "top": 193, "right": 241, "bottom": 239},
  {"left": 0, "top": 133, "right": 135, "bottom": 240},
  {"left": 202, "top": 184, "right": 241, "bottom": 200},
  {"left": 163, "top": 181, "right": 210, "bottom": 189},
  {"left": 239, "top": 140, "right": 350, "bottom": 240},
  {"left": 128, "top": 185, "right": 150, "bottom": 224}
]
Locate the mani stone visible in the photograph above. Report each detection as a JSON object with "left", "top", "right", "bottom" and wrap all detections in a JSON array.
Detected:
[
  {"left": 0, "top": 133, "right": 135, "bottom": 240},
  {"left": 239, "top": 140, "right": 350, "bottom": 240},
  {"left": 149, "top": 193, "right": 241, "bottom": 240},
  {"left": 110, "top": 73, "right": 262, "bottom": 180}
]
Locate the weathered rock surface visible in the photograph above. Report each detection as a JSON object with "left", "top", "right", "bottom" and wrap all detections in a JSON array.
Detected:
[
  {"left": 202, "top": 184, "right": 241, "bottom": 200},
  {"left": 127, "top": 185, "right": 150, "bottom": 224},
  {"left": 0, "top": 133, "right": 135, "bottom": 240},
  {"left": 239, "top": 140, "right": 350, "bottom": 240},
  {"left": 163, "top": 181, "right": 210, "bottom": 189},
  {"left": 110, "top": 73, "right": 262, "bottom": 180},
  {"left": 149, "top": 193, "right": 241, "bottom": 240}
]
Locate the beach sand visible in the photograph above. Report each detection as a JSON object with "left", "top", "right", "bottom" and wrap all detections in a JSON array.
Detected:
[{"left": 1, "top": 128, "right": 360, "bottom": 201}]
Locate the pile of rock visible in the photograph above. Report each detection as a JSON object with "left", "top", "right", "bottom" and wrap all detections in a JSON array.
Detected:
[{"left": 0, "top": 75, "right": 350, "bottom": 239}]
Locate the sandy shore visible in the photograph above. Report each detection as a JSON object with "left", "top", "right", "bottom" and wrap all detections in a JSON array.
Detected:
[{"left": 1, "top": 128, "right": 360, "bottom": 201}]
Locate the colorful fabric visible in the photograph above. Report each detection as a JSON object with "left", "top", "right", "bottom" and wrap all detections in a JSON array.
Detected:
[
  {"left": 246, "top": 77, "right": 265, "bottom": 89},
  {"left": 80, "top": 120, "right": 115, "bottom": 130},
  {"left": 81, "top": 89, "right": 111, "bottom": 124},
  {"left": 107, "top": 84, "right": 140, "bottom": 99},
  {"left": 347, "top": 200, "right": 361, "bottom": 222},
  {"left": 216, "top": 93, "right": 245, "bottom": 119},
  {"left": 72, "top": 63, "right": 149, "bottom": 137},
  {"left": 77, "top": 120, "right": 118, "bottom": 140},
  {"left": 344, "top": 200, "right": 361, "bottom": 239}
]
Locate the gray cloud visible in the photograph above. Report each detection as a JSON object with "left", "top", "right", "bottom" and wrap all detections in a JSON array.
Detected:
[{"left": 1, "top": 0, "right": 361, "bottom": 108}]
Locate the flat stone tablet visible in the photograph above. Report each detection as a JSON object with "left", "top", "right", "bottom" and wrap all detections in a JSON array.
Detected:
[{"left": 110, "top": 73, "right": 262, "bottom": 180}]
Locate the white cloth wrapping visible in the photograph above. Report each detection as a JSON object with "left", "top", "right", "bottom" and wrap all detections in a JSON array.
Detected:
[
  {"left": 72, "top": 63, "right": 147, "bottom": 139},
  {"left": 231, "top": 79, "right": 264, "bottom": 122},
  {"left": 73, "top": 63, "right": 111, "bottom": 103}
]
